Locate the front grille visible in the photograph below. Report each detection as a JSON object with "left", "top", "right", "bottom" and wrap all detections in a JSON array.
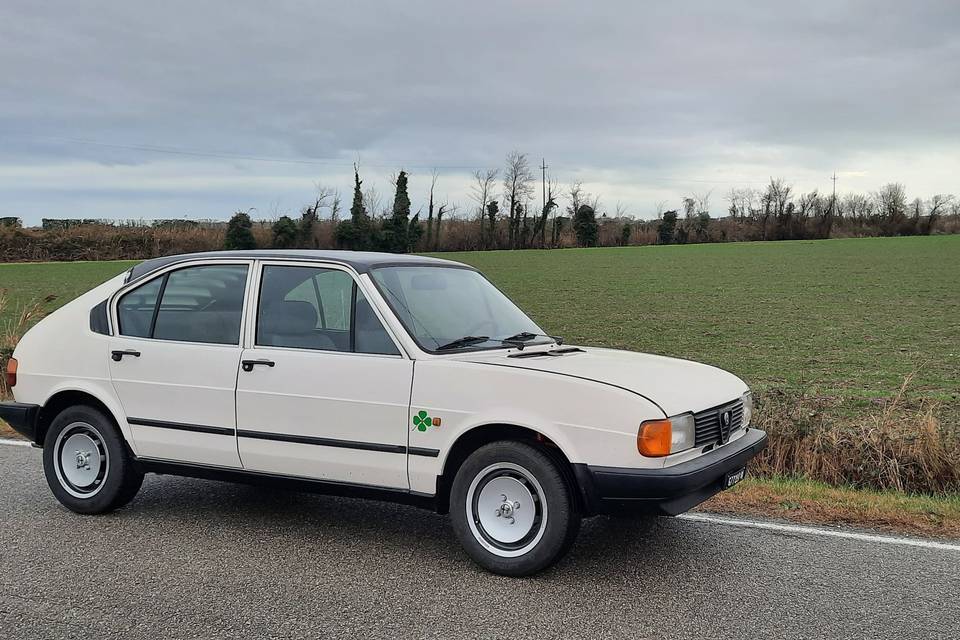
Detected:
[{"left": 694, "top": 399, "right": 744, "bottom": 447}]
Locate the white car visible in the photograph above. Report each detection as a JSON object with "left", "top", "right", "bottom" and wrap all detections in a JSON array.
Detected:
[{"left": 1, "top": 250, "right": 766, "bottom": 575}]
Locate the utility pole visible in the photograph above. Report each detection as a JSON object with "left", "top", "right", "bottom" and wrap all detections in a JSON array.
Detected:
[
  {"left": 830, "top": 171, "right": 837, "bottom": 216},
  {"left": 541, "top": 158, "right": 548, "bottom": 214}
]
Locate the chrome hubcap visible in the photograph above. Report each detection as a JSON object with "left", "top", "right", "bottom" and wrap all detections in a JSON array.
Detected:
[
  {"left": 54, "top": 422, "right": 108, "bottom": 498},
  {"left": 466, "top": 462, "right": 547, "bottom": 558},
  {"left": 479, "top": 477, "right": 535, "bottom": 543}
]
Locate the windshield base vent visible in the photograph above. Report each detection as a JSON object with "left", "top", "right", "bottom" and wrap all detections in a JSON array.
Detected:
[{"left": 507, "top": 347, "right": 585, "bottom": 359}]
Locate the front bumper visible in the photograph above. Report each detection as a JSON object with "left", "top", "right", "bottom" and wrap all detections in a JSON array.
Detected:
[
  {"left": 0, "top": 402, "right": 40, "bottom": 443},
  {"left": 572, "top": 428, "right": 768, "bottom": 516}
]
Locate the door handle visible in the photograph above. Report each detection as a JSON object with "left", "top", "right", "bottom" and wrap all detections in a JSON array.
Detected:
[
  {"left": 111, "top": 349, "right": 141, "bottom": 361},
  {"left": 242, "top": 359, "right": 275, "bottom": 372}
]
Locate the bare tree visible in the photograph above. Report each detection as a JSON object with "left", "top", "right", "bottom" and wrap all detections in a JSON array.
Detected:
[
  {"left": 910, "top": 197, "right": 924, "bottom": 219},
  {"left": 298, "top": 184, "right": 340, "bottom": 247},
  {"left": 874, "top": 183, "right": 908, "bottom": 235},
  {"left": 471, "top": 168, "right": 498, "bottom": 247},
  {"left": 654, "top": 200, "right": 668, "bottom": 219},
  {"left": 426, "top": 169, "right": 440, "bottom": 248},
  {"left": 503, "top": 152, "right": 534, "bottom": 249},
  {"left": 755, "top": 178, "right": 792, "bottom": 240},
  {"left": 694, "top": 190, "right": 712, "bottom": 216},
  {"left": 566, "top": 182, "right": 585, "bottom": 219},
  {"left": 329, "top": 190, "right": 342, "bottom": 222},
  {"left": 926, "top": 194, "right": 955, "bottom": 234},
  {"left": 842, "top": 193, "right": 873, "bottom": 223},
  {"left": 681, "top": 191, "right": 712, "bottom": 241},
  {"left": 726, "top": 187, "right": 756, "bottom": 219},
  {"left": 588, "top": 192, "right": 601, "bottom": 214},
  {"left": 363, "top": 186, "right": 384, "bottom": 219}
]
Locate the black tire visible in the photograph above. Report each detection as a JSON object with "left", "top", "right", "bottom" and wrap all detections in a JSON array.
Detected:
[
  {"left": 42, "top": 405, "right": 144, "bottom": 514},
  {"left": 449, "top": 441, "right": 580, "bottom": 576}
]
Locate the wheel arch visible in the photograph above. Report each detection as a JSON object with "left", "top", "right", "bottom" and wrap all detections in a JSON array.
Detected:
[
  {"left": 36, "top": 386, "right": 133, "bottom": 452},
  {"left": 434, "top": 423, "right": 584, "bottom": 515}
]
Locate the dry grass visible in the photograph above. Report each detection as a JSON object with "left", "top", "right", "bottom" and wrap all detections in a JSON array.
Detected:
[
  {"left": 0, "top": 224, "right": 236, "bottom": 262},
  {"left": 0, "top": 290, "right": 53, "bottom": 399},
  {"left": 703, "top": 476, "right": 960, "bottom": 539},
  {"left": 0, "top": 421, "right": 17, "bottom": 439},
  {"left": 750, "top": 376, "right": 960, "bottom": 495}
]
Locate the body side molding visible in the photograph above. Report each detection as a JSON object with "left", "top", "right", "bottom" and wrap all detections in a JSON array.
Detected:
[{"left": 128, "top": 418, "right": 440, "bottom": 457}]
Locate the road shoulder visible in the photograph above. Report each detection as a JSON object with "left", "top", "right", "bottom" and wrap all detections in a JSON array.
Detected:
[{"left": 702, "top": 476, "right": 960, "bottom": 540}]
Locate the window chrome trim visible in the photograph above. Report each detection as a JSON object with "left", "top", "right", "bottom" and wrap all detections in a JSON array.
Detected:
[
  {"left": 245, "top": 260, "right": 410, "bottom": 359},
  {"left": 109, "top": 259, "right": 255, "bottom": 347}
]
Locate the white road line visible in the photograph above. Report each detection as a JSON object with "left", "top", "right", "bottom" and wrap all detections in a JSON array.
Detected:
[
  {"left": 0, "top": 438, "right": 32, "bottom": 447},
  {"left": 681, "top": 512, "right": 960, "bottom": 552}
]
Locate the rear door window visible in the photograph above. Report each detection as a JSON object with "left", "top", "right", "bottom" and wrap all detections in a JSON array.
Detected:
[{"left": 117, "top": 264, "right": 249, "bottom": 345}]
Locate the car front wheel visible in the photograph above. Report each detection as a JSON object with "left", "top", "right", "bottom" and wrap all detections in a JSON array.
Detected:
[
  {"left": 450, "top": 441, "right": 580, "bottom": 576},
  {"left": 42, "top": 405, "right": 143, "bottom": 514}
]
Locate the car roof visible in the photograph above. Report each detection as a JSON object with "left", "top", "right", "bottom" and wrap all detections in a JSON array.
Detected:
[{"left": 126, "top": 250, "right": 474, "bottom": 283}]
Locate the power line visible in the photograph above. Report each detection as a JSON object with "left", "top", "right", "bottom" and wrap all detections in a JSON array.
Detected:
[
  {"left": 4, "top": 132, "right": 777, "bottom": 185},
  {"left": 7, "top": 134, "right": 486, "bottom": 171}
]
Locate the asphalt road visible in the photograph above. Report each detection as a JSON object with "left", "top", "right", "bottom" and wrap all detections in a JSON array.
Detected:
[{"left": 2, "top": 444, "right": 958, "bottom": 640}]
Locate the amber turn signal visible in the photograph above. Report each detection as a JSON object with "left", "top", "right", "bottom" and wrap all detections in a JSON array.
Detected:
[
  {"left": 5, "top": 357, "right": 17, "bottom": 389},
  {"left": 637, "top": 419, "right": 672, "bottom": 457}
]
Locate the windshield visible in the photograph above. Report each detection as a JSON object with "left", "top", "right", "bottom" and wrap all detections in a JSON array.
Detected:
[{"left": 370, "top": 266, "right": 547, "bottom": 352}]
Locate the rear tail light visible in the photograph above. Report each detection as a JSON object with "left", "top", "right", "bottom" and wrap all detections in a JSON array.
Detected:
[{"left": 5, "top": 357, "right": 17, "bottom": 388}]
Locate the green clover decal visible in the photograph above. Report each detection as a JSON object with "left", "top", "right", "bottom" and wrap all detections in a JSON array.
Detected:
[{"left": 413, "top": 410, "right": 431, "bottom": 432}]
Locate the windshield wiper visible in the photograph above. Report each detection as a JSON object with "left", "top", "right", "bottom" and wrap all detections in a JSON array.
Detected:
[
  {"left": 436, "top": 335, "right": 491, "bottom": 351},
  {"left": 501, "top": 332, "right": 564, "bottom": 349},
  {"left": 437, "top": 332, "right": 563, "bottom": 352}
]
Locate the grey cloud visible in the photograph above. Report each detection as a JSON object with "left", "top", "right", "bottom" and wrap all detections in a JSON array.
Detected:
[{"left": 0, "top": 0, "right": 958, "bottom": 223}]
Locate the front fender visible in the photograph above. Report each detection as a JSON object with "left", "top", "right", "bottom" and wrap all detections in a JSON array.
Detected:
[{"left": 407, "top": 359, "right": 664, "bottom": 495}]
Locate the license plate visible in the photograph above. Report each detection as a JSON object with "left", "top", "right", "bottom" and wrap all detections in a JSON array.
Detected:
[{"left": 724, "top": 467, "right": 746, "bottom": 489}]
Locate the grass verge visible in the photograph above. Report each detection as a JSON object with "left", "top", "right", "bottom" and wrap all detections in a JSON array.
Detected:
[{"left": 702, "top": 476, "right": 960, "bottom": 540}]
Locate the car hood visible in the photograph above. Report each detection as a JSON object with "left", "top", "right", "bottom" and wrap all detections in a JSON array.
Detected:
[{"left": 459, "top": 346, "right": 748, "bottom": 417}]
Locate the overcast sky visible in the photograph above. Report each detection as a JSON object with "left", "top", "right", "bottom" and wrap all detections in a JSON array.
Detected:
[{"left": 2, "top": 1, "right": 958, "bottom": 225}]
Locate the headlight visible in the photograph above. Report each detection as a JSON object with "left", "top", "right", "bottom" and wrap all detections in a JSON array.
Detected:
[
  {"left": 637, "top": 413, "right": 695, "bottom": 457},
  {"left": 669, "top": 413, "right": 696, "bottom": 453},
  {"left": 741, "top": 391, "right": 753, "bottom": 428}
]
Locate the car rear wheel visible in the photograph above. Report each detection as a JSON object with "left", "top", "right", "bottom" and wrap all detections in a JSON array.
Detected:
[
  {"left": 43, "top": 405, "right": 143, "bottom": 514},
  {"left": 450, "top": 441, "right": 580, "bottom": 576}
]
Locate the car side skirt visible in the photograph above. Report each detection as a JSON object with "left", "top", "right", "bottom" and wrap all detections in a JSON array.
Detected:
[{"left": 134, "top": 456, "right": 439, "bottom": 511}]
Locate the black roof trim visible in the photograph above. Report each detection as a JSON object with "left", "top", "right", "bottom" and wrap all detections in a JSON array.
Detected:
[{"left": 126, "top": 250, "right": 472, "bottom": 284}]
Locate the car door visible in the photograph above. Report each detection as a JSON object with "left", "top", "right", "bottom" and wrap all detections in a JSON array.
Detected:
[
  {"left": 235, "top": 262, "right": 412, "bottom": 489},
  {"left": 108, "top": 261, "right": 252, "bottom": 468}
]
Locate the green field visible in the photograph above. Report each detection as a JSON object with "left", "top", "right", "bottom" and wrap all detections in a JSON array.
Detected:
[
  {"left": 1, "top": 237, "right": 958, "bottom": 419},
  {"left": 455, "top": 236, "right": 960, "bottom": 409}
]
